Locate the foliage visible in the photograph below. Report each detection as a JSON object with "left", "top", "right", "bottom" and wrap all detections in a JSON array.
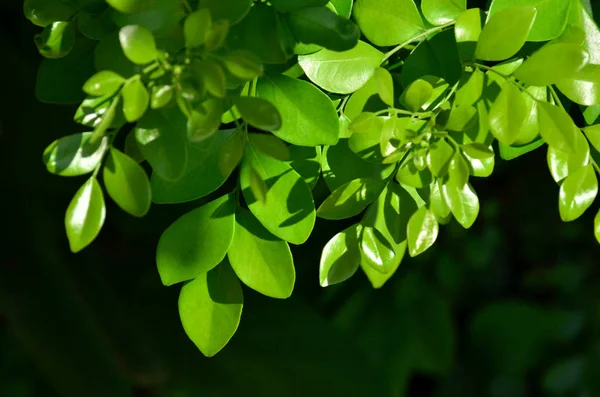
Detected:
[{"left": 24, "top": 0, "right": 600, "bottom": 358}]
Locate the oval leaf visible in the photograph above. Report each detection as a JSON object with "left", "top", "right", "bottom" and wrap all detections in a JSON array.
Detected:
[
  {"left": 43, "top": 132, "right": 108, "bottom": 176},
  {"left": 234, "top": 97, "right": 282, "bottom": 132},
  {"left": 407, "top": 206, "right": 439, "bottom": 257},
  {"left": 317, "top": 178, "right": 386, "bottom": 220},
  {"left": 559, "top": 163, "right": 598, "bottom": 222},
  {"left": 65, "top": 177, "right": 106, "bottom": 253},
  {"left": 319, "top": 224, "right": 361, "bottom": 287},
  {"left": 119, "top": 25, "right": 157, "bottom": 65}
]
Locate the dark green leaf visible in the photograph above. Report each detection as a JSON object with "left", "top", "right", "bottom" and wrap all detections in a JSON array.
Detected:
[
  {"left": 559, "top": 163, "right": 598, "bottom": 222},
  {"left": 105, "top": 0, "right": 147, "bottom": 13},
  {"left": 118, "top": 25, "right": 157, "bottom": 65},
  {"left": 65, "top": 177, "right": 106, "bottom": 253},
  {"left": 184, "top": 9, "right": 211, "bottom": 48},
  {"left": 156, "top": 194, "right": 235, "bottom": 286},
  {"left": 187, "top": 99, "right": 223, "bottom": 142},
  {"left": 102, "top": 147, "right": 151, "bottom": 217},
  {"left": 124, "top": 130, "right": 145, "bottom": 163},
  {"left": 222, "top": 50, "right": 264, "bottom": 81},
  {"left": 319, "top": 224, "right": 361, "bottom": 287},
  {"left": 317, "top": 178, "right": 386, "bottom": 220},
  {"left": 234, "top": 97, "right": 281, "bottom": 132},
  {"left": 179, "top": 262, "right": 243, "bottom": 357},
  {"left": 43, "top": 132, "right": 108, "bottom": 176},
  {"left": 194, "top": 59, "right": 227, "bottom": 99},
  {"left": 269, "top": 0, "right": 329, "bottom": 12},
  {"left": 34, "top": 21, "right": 75, "bottom": 59},
  {"left": 197, "top": 0, "right": 252, "bottom": 24},
  {"left": 229, "top": 208, "right": 295, "bottom": 298},
  {"left": 24, "top": 0, "right": 77, "bottom": 27},
  {"left": 249, "top": 133, "right": 289, "bottom": 161}
]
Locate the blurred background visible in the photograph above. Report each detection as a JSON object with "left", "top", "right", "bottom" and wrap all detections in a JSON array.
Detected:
[{"left": 2, "top": 1, "right": 600, "bottom": 396}]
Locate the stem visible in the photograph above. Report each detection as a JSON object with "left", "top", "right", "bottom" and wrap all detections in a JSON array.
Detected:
[
  {"left": 432, "top": 82, "right": 459, "bottom": 111},
  {"left": 548, "top": 86, "right": 564, "bottom": 109},
  {"left": 474, "top": 63, "right": 538, "bottom": 102},
  {"left": 338, "top": 95, "right": 350, "bottom": 114},
  {"left": 381, "top": 21, "right": 455, "bottom": 64},
  {"left": 181, "top": 0, "right": 192, "bottom": 13}
]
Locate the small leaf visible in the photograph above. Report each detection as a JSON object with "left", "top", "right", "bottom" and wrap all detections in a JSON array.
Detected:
[
  {"left": 353, "top": 0, "right": 425, "bottom": 46},
  {"left": 583, "top": 124, "right": 600, "bottom": 152},
  {"left": 229, "top": 208, "right": 295, "bottom": 299},
  {"left": 248, "top": 133, "right": 289, "bottom": 161},
  {"left": 422, "top": 0, "right": 466, "bottom": 26},
  {"left": 455, "top": 8, "right": 483, "bottom": 61},
  {"left": 538, "top": 102, "right": 579, "bottom": 153},
  {"left": 407, "top": 206, "right": 439, "bottom": 257},
  {"left": 427, "top": 139, "right": 454, "bottom": 177},
  {"left": 402, "top": 79, "right": 434, "bottom": 112},
  {"left": 475, "top": 6, "right": 536, "bottom": 61},
  {"left": 194, "top": 59, "right": 227, "bottom": 99},
  {"left": 319, "top": 224, "right": 361, "bottom": 287},
  {"left": 349, "top": 112, "right": 382, "bottom": 135},
  {"left": 83, "top": 71, "right": 125, "bottom": 97},
  {"left": 179, "top": 262, "right": 243, "bottom": 357},
  {"left": 489, "top": 82, "right": 528, "bottom": 145},
  {"left": 121, "top": 77, "right": 149, "bottom": 122},
  {"left": 65, "top": 177, "right": 106, "bottom": 253},
  {"left": 359, "top": 226, "right": 396, "bottom": 274},
  {"left": 559, "top": 164, "right": 598, "bottom": 222},
  {"left": 235, "top": 97, "right": 282, "bottom": 131},
  {"left": 249, "top": 167, "right": 268, "bottom": 204},
  {"left": 448, "top": 152, "right": 470, "bottom": 187},
  {"left": 380, "top": 117, "right": 406, "bottom": 157},
  {"left": 374, "top": 67, "right": 394, "bottom": 107},
  {"left": 187, "top": 99, "right": 223, "bottom": 142},
  {"left": 462, "top": 143, "right": 494, "bottom": 160},
  {"left": 119, "top": 25, "right": 157, "bottom": 65},
  {"left": 156, "top": 194, "right": 235, "bottom": 286},
  {"left": 430, "top": 179, "right": 451, "bottom": 220},
  {"left": 150, "top": 85, "right": 174, "bottom": 109},
  {"left": 43, "top": 132, "right": 108, "bottom": 176},
  {"left": 102, "top": 147, "right": 151, "bottom": 217},
  {"left": 218, "top": 131, "right": 245, "bottom": 177},
  {"left": 442, "top": 181, "right": 479, "bottom": 228},
  {"left": 317, "top": 178, "right": 386, "bottom": 220},
  {"left": 34, "top": 21, "right": 75, "bottom": 59},
  {"left": 184, "top": 9, "right": 212, "bottom": 48},
  {"left": 222, "top": 50, "right": 264, "bottom": 81}
]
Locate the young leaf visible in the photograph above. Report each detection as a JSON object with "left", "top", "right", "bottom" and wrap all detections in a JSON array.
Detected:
[
  {"left": 234, "top": 97, "right": 282, "bottom": 132},
  {"left": 359, "top": 226, "right": 397, "bottom": 274},
  {"left": 150, "top": 85, "right": 174, "bottom": 109},
  {"left": 43, "top": 132, "right": 108, "bottom": 176},
  {"left": 455, "top": 8, "right": 483, "bottom": 61},
  {"left": 430, "top": 179, "right": 451, "bottom": 220},
  {"left": 34, "top": 21, "right": 75, "bottom": 59},
  {"left": 489, "top": 83, "right": 528, "bottom": 145},
  {"left": 374, "top": 67, "right": 394, "bottom": 107},
  {"left": 240, "top": 147, "right": 315, "bottom": 244},
  {"left": 119, "top": 25, "right": 157, "bottom": 65},
  {"left": 402, "top": 79, "right": 434, "bottom": 112},
  {"left": 538, "top": 102, "right": 579, "bottom": 153},
  {"left": 513, "top": 43, "right": 589, "bottom": 87},
  {"left": 556, "top": 64, "right": 600, "bottom": 106},
  {"left": 156, "top": 194, "right": 235, "bottom": 286},
  {"left": 248, "top": 134, "right": 289, "bottom": 161},
  {"left": 462, "top": 143, "right": 494, "bottom": 160},
  {"left": 475, "top": 6, "right": 536, "bottom": 61},
  {"left": 427, "top": 139, "right": 454, "bottom": 177},
  {"left": 448, "top": 152, "right": 470, "bottom": 187},
  {"left": 353, "top": 0, "right": 425, "bottom": 46},
  {"left": 187, "top": 99, "right": 223, "bottom": 142},
  {"left": 179, "top": 262, "right": 243, "bottom": 357},
  {"left": 317, "top": 178, "right": 386, "bottom": 220},
  {"left": 298, "top": 40, "right": 383, "bottom": 94},
  {"left": 559, "top": 164, "right": 598, "bottom": 222},
  {"left": 65, "top": 177, "right": 106, "bottom": 253},
  {"left": 257, "top": 73, "right": 339, "bottom": 146},
  {"left": 135, "top": 109, "right": 188, "bottom": 182},
  {"left": 421, "top": 0, "right": 466, "bottom": 26},
  {"left": 349, "top": 112, "right": 383, "bottom": 135},
  {"left": 102, "top": 147, "right": 151, "bottom": 217},
  {"left": 442, "top": 181, "right": 479, "bottom": 228},
  {"left": 228, "top": 208, "right": 295, "bottom": 299},
  {"left": 121, "top": 77, "right": 149, "bottom": 122},
  {"left": 194, "top": 59, "right": 227, "bottom": 99},
  {"left": 83, "top": 71, "right": 125, "bottom": 97},
  {"left": 184, "top": 9, "right": 211, "bottom": 48},
  {"left": 407, "top": 206, "right": 439, "bottom": 257},
  {"left": 595, "top": 209, "right": 600, "bottom": 244},
  {"left": 319, "top": 224, "right": 361, "bottom": 287},
  {"left": 286, "top": 6, "right": 360, "bottom": 52}
]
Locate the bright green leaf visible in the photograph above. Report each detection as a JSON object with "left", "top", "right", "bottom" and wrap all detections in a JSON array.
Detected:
[
  {"left": 235, "top": 97, "right": 281, "bottom": 132},
  {"left": 320, "top": 224, "right": 361, "bottom": 287},
  {"left": 462, "top": 143, "right": 494, "bottom": 160},
  {"left": 407, "top": 206, "right": 439, "bottom": 257},
  {"left": 353, "top": 0, "right": 425, "bottom": 46},
  {"left": 427, "top": 138, "right": 454, "bottom": 177},
  {"left": 287, "top": 146, "right": 322, "bottom": 189},
  {"left": 595, "top": 208, "right": 600, "bottom": 244},
  {"left": 118, "top": 25, "right": 157, "bottom": 65},
  {"left": 121, "top": 77, "right": 149, "bottom": 122},
  {"left": 317, "top": 178, "right": 386, "bottom": 220},
  {"left": 583, "top": 124, "right": 600, "bottom": 152},
  {"left": 538, "top": 102, "right": 579, "bottom": 153},
  {"left": 559, "top": 163, "right": 598, "bottom": 222},
  {"left": 422, "top": 0, "right": 466, "bottom": 26},
  {"left": 442, "top": 181, "right": 479, "bottom": 228},
  {"left": 43, "top": 132, "right": 108, "bottom": 177},
  {"left": 489, "top": 82, "right": 528, "bottom": 145},
  {"left": 222, "top": 50, "right": 264, "bottom": 81},
  {"left": 374, "top": 67, "right": 394, "bottom": 107},
  {"left": 499, "top": 139, "right": 545, "bottom": 160},
  {"left": 547, "top": 132, "right": 589, "bottom": 182},
  {"left": 359, "top": 226, "right": 397, "bottom": 274},
  {"left": 557, "top": 64, "right": 600, "bottom": 107},
  {"left": 65, "top": 177, "right": 106, "bottom": 253},
  {"left": 150, "top": 85, "right": 174, "bottom": 109},
  {"left": 455, "top": 8, "right": 483, "bottom": 61},
  {"left": 34, "top": 21, "right": 75, "bottom": 59},
  {"left": 448, "top": 152, "right": 470, "bottom": 187},
  {"left": 105, "top": 0, "right": 146, "bottom": 13},
  {"left": 402, "top": 79, "right": 434, "bottom": 112},
  {"left": 83, "top": 71, "right": 125, "bottom": 97}
]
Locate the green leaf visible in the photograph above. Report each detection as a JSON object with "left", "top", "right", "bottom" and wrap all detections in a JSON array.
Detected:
[
  {"left": 358, "top": 226, "right": 396, "bottom": 274},
  {"left": 538, "top": 102, "right": 579, "bottom": 153},
  {"left": 234, "top": 97, "right": 281, "bottom": 132},
  {"left": 402, "top": 79, "right": 434, "bottom": 112},
  {"left": 547, "top": 132, "right": 589, "bottom": 182},
  {"left": 102, "top": 147, "right": 151, "bottom": 217},
  {"left": 83, "top": 71, "right": 125, "bottom": 97},
  {"left": 462, "top": 143, "right": 494, "bottom": 160},
  {"left": 197, "top": 0, "right": 252, "bottom": 24},
  {"left": 152, "top": 129, "right": 237, "bottom": 203},
  {"left": 94, "top": 33, "right": 136, "bottom": 79},
  {"left": 317, "top": 178, "right": 386, "bottom": 220},
  {"left": 568, "top": 0, "right": 600, "bottom": 64},
  {"left": 475, "top": 6, "right": 536, "bottom": 61},
  {"left": 241, "top": 147, "right": 315, "bottom": 244},
  {"left": 249, "top": 167, "right": 268, "bottom": 204},
  {"left": 557, "top": 64, "right": 600, "bottom": 106},
  {"left": 380, "top": 117, "right": 406, "bottom": 157},
  {"left": 156, "top": 194, "right": 235, "bottom": 286},
  {"left": 205, "top": 19, "right": 230, "bottom": 52},
  {"left": 178, "top": 262, "right": 243, "bottom": 357},
  {"left": 353, "top": 0, "right": 425, "bottom": 46},
  {"left": 489, "top": 82, "right": 529, "bottom": 145},
  {"left": 319, "top": 224, "right": 361, "bottom": 287},
  {"left": 422, "top": 0, "right": 466, "bottom": 26},
  {"left": 194, "top": 59, "right": 227, "bottom": 99},
  {"left": 448, "top": 152, "right": 470, "bottom": 187},
  {"left": 248, "top": 133, "right": 289, "bottom": 161},
  {"left": 24, "top": 0, "right": 77, "bottom": 27},
  {"left": 222, "top": 50, "right": 264, "bottom": 81},
  {"left": 135, "top": 108, "right": 188, "bottom": 182},
  {"left": 269, "top": 0, "right": 329, "bottom": 12},
  {"left": 34, "top": 21, "right": 75, "bottom": 59},
  {"left": 330, "top": 0, "right": 353, "bottom": 18},
  {"left": 430, "top": 179, "right": 451, "bottom": 220},
  {"left": 184, "top": 9, "right": 211, "bottom": 48},
  {"left": 187, "top": 99, "right": 223, "bottom": 142},
  {"left": 124, "top": 130, "right": 145, "bottom": 163},
  {"left": 120, "top": 77, "right": 149, "bottom": 122},
  {"left": 257, "top": 73, "right": 339, "bottom": 146},
  {"left": 118, "top": 25, "right": 157, "bottom": 65},
  {"left": 111, "top": 0, "right": 184, "bottom": 36},
  {"left": 349, "top": 112, "right": 382, "bottom": 135},
  {"left": 455, "top": 8, "right": 483, "bottom": 61},
  {"left": 488, "top": 0, "right": 570, "bottom": 41},
  {"left": 287, "top": 146, "right": 322, "bottom": 189},
  {"left": 77, "top": 10, "right": 115, "bottom": 40},
  {"left": 286, "top": 6, "right": 360, "bottom": 52},
  {"left": 43, "top": 132, "right": 108, "bottom": 176},
  {"left": 513, "top": 43, "right": 589, "bottom": 87},
  {"left": 583, "top": 124, "right": 600, "bottom": 152},
  {"left": 322, "top": 140, "right": 394, "bottom": 190},
  {"left": 105, "top": 0, "right": 146, "bottom": 13},
  {"left": 407, "top": 206, "right": 439, "bottom": 257},
  {"left": 595, "top": 208, "right": 600, "bottom": 244},
  {"left": 298, "top": 40, "right": 383, "bottom": 94},
  {"left": 65, "top": 177, "right": 106, "bottom": 253},
  {"left": 427, "top": 139, "right": 454, "bottom": 177},
  {"left": 499, "top": 139, "right": 545, "bottom": 160},
  {"left": 150, "top": 84, "right": 174, "bottom": 109},
  {"left": 559, "top": 163, "right": 598, "bottom": 222},
  {"left": 442, "top": 181, "right": 479, "bottom": 228},
  {"left": 229, "top": 208, "right": 295, "bottom": 298},
  {"left": 373, "top": 67, "right": 394, "bottom": 107}
]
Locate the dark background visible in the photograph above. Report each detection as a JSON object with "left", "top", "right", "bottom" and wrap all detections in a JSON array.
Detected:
[{"left": 2, "top": 1, "right": 600, "bottom": 396}]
